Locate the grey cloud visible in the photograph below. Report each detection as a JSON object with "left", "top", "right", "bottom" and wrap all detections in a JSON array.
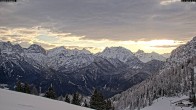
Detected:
[
  {"left": 151, "top": 44, "right": 182, "bottom": 48},
  {"left": 17, "top": 30, "right": 37, "bottom": 34},
  {"left": 0, "top": 36, "right": 10, "bottom": 41},
  {"left": 0, "top": 0, "right": 195, "bottom": 41},
  {"left": 32, "top": 41, "right": 56, "bottom": 49}
]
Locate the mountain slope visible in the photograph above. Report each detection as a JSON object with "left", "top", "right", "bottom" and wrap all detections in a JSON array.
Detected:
[
  {"left": 50, "top": 57, "right": 151, "bottom": 98},
  {"left": 165, "top": 36, "right": 196, "bottom": 68},
  {"left": 0, "top": 89, "right": 92, "bottom": 110}
]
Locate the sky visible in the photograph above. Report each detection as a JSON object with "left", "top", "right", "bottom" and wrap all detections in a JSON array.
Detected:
[{"left": 0, "top": 0, "right": 196, "bottom": 54}]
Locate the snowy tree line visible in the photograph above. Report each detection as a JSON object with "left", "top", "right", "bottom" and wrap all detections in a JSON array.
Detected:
[{"left": 111, "top": 56, "right": 196, "bottom": 110}]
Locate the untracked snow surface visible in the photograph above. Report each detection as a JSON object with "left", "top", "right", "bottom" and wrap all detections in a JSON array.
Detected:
[
  {"left": 0, "top": 89, "right": 92, "bottom": 110},
  {"left": 136, "top": 96, "right": 196, "bottom": 110}
]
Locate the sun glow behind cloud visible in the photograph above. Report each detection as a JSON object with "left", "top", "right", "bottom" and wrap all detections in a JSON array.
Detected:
[
  {"left": 160, "top": 0, "right": 181, "bottom": 5},
  {"left": 0, "top": 27, "right": 185, "bottom": 54}
]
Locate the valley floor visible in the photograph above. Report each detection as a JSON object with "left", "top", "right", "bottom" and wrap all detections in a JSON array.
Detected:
[{"left": 0, "top": 89, "right": 92, "bottom": 110}]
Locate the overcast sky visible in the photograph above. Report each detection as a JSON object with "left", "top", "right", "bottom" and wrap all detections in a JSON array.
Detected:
[{"left": 0, "top": 0, "right": 195, "bottom": 54}]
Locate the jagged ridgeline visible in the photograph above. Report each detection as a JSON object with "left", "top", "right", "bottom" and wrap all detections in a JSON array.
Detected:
[
  {"left": 0, "top": 41, "right": 164, "bottom": 98},
  {"left": 111, "top": 37, "right": 196, "bottom": 110}
]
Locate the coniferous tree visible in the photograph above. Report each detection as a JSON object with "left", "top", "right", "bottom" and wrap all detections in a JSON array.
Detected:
[
  {"left": 24, "top": 83, "right": 30, "bottom": 94},
  {"left": 105, "top": 99, "right": 112, "bottom": 110},
  {"left": 65, "top": 94, "right": 70, "bottom": 103},
  {"left": 90, "top": 89, "right": 106, "bottom": 110},
  {"left": 44, "top": 86, "right": 56, "bottom": 99},
  {"left": 16, "top": 81, "right": 31, "bottom": 94},
  {"left": 31, "top": 86, "right": 39, "bottom": 95},
  {"left": 72, "top": 92, "right": 80, "bottom": 105},
  {"left": 16, "top": 81, "right": 23, "bottom": 92},
  {"left": 58, "top": 95, "right": 64, "bottom": 101}
]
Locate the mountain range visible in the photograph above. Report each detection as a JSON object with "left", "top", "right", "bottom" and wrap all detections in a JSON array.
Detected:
[{"left": 0, "top": 41, "right": 166, "bottom": 98}]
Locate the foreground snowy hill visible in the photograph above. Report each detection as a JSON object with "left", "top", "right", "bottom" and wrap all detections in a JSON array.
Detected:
[{"left": 0, "top": 89, "right": 92, "bottom": 110}]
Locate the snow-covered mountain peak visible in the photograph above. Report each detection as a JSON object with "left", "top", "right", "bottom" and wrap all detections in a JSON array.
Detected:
[
  {"left": 47, "top": 47, "right": 93, "bottom": 71},
  {"left": 96, "top": 46, "right": 135, "bottom": 62},
  {"left": 137, "top": 49, "right": 144, "bottom": 53},
  {"left": 52, "top": 46, "right": 66, "bottom": 52},
  {"left": 26, "top": 44, "right": 46, "bottom": 55},
  {"left": 48, "top": 46, "right": 91, "bottom": 58},
  {"left": 0, "top": 41, "right": 12, "bottom": 49},
  {"left": 12, "top": 44, "right": 23, "bottom": 53},
  {"left": 135, "top": 50, "right": 166, "bottom": 63},
  {"left": 0, "top": 41, "right": 23, "bottom": 54},
  {"left": 103, "top": 46, "right": 133, "bottom": 53},
  {"left": 13, "top": 44, "right": 22, "bottom": 49},
  {"left": 69, "top": 48, "right": 91, "bottom": 55},
  {"left": 47, "top": 46, "right": 66, "bottom": 56},
  {"left": 81, "top": 48, "right": 91, "bottom": 54}
]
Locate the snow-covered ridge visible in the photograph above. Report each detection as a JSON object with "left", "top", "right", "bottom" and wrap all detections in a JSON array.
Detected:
[
  {"left": 96, "top": 47, "right": 169, "bottom": 63},
  {"left": 0, "top": 89, "right": 92, "bottom": 110},
  {"left": 97, "top": 47, "right": 136, "bottom": 63},
  {"left": 0, "top": 41, "right": 23, "bottom": 54},
  {"left": 0, "top": 41, "right": 168, "bottom": 71},
  {"left": 0, "top": 42, "right": 95, "bottom": 71},
  {"left": 47, "top": 46, "right": 91, "bottom": 57},
  {"left": 25, "top": 44, "right": 46, "bottom": 55},
  {"left": 134, "top": 50, "right": 168, "bottom": 63}
]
